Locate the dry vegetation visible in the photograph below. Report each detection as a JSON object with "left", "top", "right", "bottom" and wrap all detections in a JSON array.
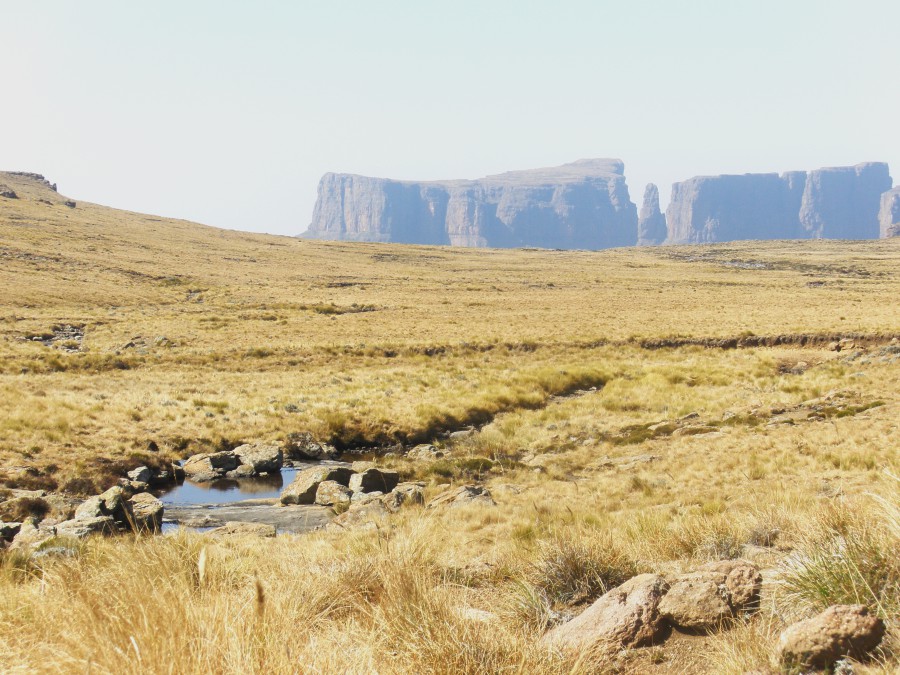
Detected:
[{"left": 0, "top": 171, "right": 898, "bottom": 673}]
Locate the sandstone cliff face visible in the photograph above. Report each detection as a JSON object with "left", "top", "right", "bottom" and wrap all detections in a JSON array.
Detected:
[
  {"left": 304, "top": 159, "right": 638, "bottom": 249},
  {"left": 637, "top": 183, "right": 667, "bottom": 246},
  {"left": 879, "top": 187, "right": 900, "bottom": 238},
  {"left": 665, "top": 163, "right": 891, "bottom": 244}
]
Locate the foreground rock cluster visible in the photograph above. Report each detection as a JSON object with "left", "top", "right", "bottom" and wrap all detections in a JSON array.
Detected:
[{"left": 543, "top": 562, "right": 885, "bottom": 670}]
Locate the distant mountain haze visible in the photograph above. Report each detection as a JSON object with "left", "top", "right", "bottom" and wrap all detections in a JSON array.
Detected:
[{"left": 303, "top": 160, "right": 897, "bottom": 247}]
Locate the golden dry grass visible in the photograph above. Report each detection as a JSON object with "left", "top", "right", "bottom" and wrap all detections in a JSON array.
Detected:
[{"left": 0, "top": 171, "right": 898, "bottom": 673}]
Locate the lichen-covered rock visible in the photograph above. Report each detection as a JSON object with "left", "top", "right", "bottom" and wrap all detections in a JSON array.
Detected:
[
  {"left": 658, "top": 571, "right": 732, "bottom": 630},
  {"left": 327, "top": 499, "right": 391, "bottom": 532},
  {"left": 348, "top": 468, "right": 399, "bottom": 494},
  {"left": 128, "top": 492, "right": 164, "bottom": 531},
  {"left": 382, "top": 482, "right": 425, "bottom": 511},
  {"left": 778, "top": 605, "right": 885, "bottom": 670},
  {"left": 304, "top": 159, "right": 639, "bottom": 249},
  {"left": 427, "top": 485, "right": 495, "bottom": 508},
  {"left": 542, "top": 574, "right": 670, "bottom": 652},
  {"left": 314, "top": 480, "right": 353, "bottom": 507},
  {"left": 127, "top": 466, "right": 152, "bottom": 483},
  {"left": 280, "top": 466, "right": 354, "bottom": 505},
  {"left": 406, "top": 444, "right": 444, "bottom": 461},
  {"left": 182, "top": 451, "right": 240, "bottom": 482},
  {"left": 701, "top": 559, "right": 762, "bottom": 610},
  {"left": 233, "top": 443, "right": 283, "bottom": 474},
  {"left": 55, "top": 516, "right": 116, "bottom": 539},
  {"left": 284, "top": 432, "right": 339, "bottom": 460}
]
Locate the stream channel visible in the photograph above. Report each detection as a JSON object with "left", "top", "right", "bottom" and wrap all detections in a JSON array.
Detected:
[{"left": 158, "top": 461, "right": 352, "bottom": 534}]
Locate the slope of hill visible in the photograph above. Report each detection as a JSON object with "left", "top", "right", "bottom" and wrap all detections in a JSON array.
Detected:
[{"left": 0, "top": 172, "right": 898, "bottom": 673}]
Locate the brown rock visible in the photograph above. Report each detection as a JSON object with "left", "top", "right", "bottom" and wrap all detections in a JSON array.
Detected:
[
  {"left": 280, "top": 466, "right": 353, "bottom": 505},
  {"left": 542, "top": 574, "right": 670, "bottom": 652},
  {"left": 128, "top": 492, "right": 164, "bottom": 531},
  {"left": 427, "top": 485, "right": 495, "bottom": 508},
  {"left": 701, "top": 559, "right": 762, "bottom": 610},
  {"left": 658, "top": 571, "right": 732, "bottom": 630},
  {"left": 314, "top": 480, "right": 353, "bottom": 507},
  {"left": 778, "top": 605, "right": 885, "bottom": 669}
]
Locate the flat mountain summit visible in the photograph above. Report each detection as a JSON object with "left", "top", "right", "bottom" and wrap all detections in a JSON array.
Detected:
[{"left": 304, "top": 160, "right": 898, "bottom": 248}]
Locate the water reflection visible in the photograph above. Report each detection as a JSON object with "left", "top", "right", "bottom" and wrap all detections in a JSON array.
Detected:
[{"left": 161, "top": 468, "right": 299, "bottom": 505}]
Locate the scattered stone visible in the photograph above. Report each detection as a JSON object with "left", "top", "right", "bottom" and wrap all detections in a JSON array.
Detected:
[
  {"left": 381, "top": 482, "right": 425, "bottom": 511},
  {"left": 701, "top": 559, "right": 762, "bottom": 610},
  {"left": 314, "top": 480, "right": 353, "bottom": 508},
  {"left": 233, "top": 442, "right": 283, "bottom": 474},
  {"left": 658, "top": 571, "right": 732, "bottom": 631},
  {"left": 207, "top": 521, "right": 277, "bottom": 537},
  {"left": 55, "top": 516, "right": 116, "bottom": 539},
  {"left": 407, "top": 444, "right": 444, "bottom": 460},
  {"left": 449, "top": 429, "right": 475, "bottom": 441},
  {"left": 280, "top": 466, "right": 354, "bottom": 505},
  {"left": 0, "top": 184, "right": 18, "bottom": 199},
  {"left": 327, "top": 499, "right": 390, "bottom": 532},
  {"left": 542, "top": 574, "right": 670, "bottom": 652},
  {"left": 284, "top": 432, "right": 339, "bottom": 460},
  {"left": 126, "top": 466, "right": 152, "bottom": 482},
  {"left": 10, "top": 518, "right": 56, "bottom": 549},
  {"left": 427, "top": 485, "right": 495, "bottom": 508},
  {"left": 349, "top": 468, "right": 399, "bottom": 494},
  {"left": 778, "top": 605, "right": 885, "bottom": 670},
  {"left": 128, "top": 492, "right": 164, "bottom": 531},
  {"left": 182, "top": 451, "right": 240, "bottom": 482}
]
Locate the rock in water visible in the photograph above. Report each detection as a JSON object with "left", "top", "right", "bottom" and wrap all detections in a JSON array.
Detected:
[
  {"left": 303, "top": 159, "right": 639, "bottom": 249},
  {"left": 637, "top": 183, "right": 667, "bottom": 245},
  {"left": 778, "top": 605, "right": 885, "bottom": 670},
  {"left": 666, "top": 162, "right": 891, "bottom": 244},
  {"left": 542, "top": 574, "right": 670, "bottom": 652},
  {"left": 128, "top": 492, "right": 164, "bottom": 531},
  {"left": 880, "top": 186, "right": 900, "bottom": 238},
  {"left": 280, "top": 466, "right": 354, "bottom": 505}
]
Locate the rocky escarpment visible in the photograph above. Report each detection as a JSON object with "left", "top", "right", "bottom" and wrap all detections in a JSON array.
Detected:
[
  {"left": 637, "top": 183, "right": 667, "bottom": 246},
  {"left": 880, "top": 187, "right": 900, "bottom": 238},
  {"left": 304, "top": 159, "right": 639, "bottom": 249},
  {"left": 665, "top": 163, "right": 892, "bottom": 244}
]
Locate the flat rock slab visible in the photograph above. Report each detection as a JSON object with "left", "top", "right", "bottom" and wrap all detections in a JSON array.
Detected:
[{"left": 165, "top": 501, "right": 334, "bottom": 534}]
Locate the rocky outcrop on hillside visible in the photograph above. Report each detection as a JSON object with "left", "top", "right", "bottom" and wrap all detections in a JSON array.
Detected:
[
  {"left": 637, "top": 183, "right": 667, "bottom": 246},
  {"left": 880, "top": 187, "right": 900, "bottom": 238},
  {"left": 665, "top": 162, "right": 892, "bottom": 244},
  {"left": 304, "top": 159, "right": 639, "bottom": 249}
]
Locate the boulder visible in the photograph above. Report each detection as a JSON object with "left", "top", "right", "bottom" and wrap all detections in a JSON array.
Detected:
[
  {"left": 75, "top": 486, "right": 130, "bottom": 524},
  {"left": 658, "top": 572, "right": 732, "bottom": 630},
  {"left": 233, "top": 442, "right": 283, "bottom": 474},
  {"left": 701, "top": 559, "right": 762, "bottom": 610},
  {"left": 55, "top": 516, "right": 116, "bottom": 539},
  {"left": 284, "top": 432, "right": 339, "bottom": 461},
  {"left": 128, "top": 492, "right": 164, "bottom": 531},
  {"left": 542, "top": 574, "right": 670, "bottom": 652},
  {"left": 327, "top": 500, "right": 391, "bottom": 532},
  {"left": 10, "top": 518, "right": 56, "bottom": 549},
  {"left": 351, "top": 491, "right": 384, "bottom": 504},
  {"left": 381, "top": 483, "right": 426, "bottom": 511},
  {"left": 407, "top": 444, "right": 444, "bottom": 461},
  {"left": 127, "top": 466, "right": 152, "bottom": 483},
  {"left": 182, "top": 451, "right": 239, "bottom": 482},
  {"left": 348, "top": 468, "right": 399, "bottom": 494},
  {"left": 778, "top": 605, "right": 885, "bottom": 670},
  {"left": 314, "top": 480, "right": 353, "bottom": 508},
  {"left": 280, "top": 466, "right": 354, "bottom": 505},
  {"left": 207, "top": 521, "right": 277, "bottom": 537},
  {"left": 427, "top": 485, "right": 495, "bottom": 508}
]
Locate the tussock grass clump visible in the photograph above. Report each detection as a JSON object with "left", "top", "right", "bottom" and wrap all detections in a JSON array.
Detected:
[{"left": 780, "top": 478, "right": 900, "bottom": 619}]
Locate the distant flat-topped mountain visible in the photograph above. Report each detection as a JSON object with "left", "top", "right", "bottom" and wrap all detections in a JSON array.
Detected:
[
  {"left": 303, "top": 159, "right": 639, "bottom": 248},
  {"left": 303, "top": 160, "right": 897, "bottom": 248},
  {"left": 664, "top": 162, "right": 893, "bottom": 245}
]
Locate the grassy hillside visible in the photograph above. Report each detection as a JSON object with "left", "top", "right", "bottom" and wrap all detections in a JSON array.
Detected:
[{"left": 0, "top": 172, "right": 898, "bottom": 673}]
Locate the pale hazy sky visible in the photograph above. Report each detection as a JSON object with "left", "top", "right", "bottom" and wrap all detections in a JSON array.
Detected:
[{"left": 2, "top": 1, "right": 897, "bottom": 235}]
